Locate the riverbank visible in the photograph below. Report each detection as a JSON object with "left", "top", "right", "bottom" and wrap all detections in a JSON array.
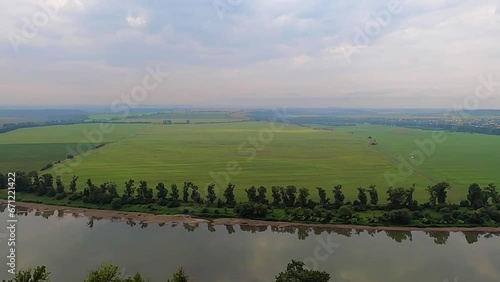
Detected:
[{"left": 3, "top": 200, "right": 500, "bottom": 233}]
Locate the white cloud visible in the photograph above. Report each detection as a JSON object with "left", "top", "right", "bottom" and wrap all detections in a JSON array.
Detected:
[{"left": 126, "top": 16, "right": 146, "bottom": 27}]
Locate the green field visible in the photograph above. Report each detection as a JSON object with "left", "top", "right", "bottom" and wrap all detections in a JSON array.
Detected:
[{"left": 1, "top": 121, "right": 499, "bottom": 202}]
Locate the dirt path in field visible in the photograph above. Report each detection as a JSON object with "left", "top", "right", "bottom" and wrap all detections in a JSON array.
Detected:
[{"left": 2, "top": 200, "right": 500, "bottom": 233}]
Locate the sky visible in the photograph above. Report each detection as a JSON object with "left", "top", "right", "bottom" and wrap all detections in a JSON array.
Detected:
[{"left": 1, "top": 0, "right": 500, "bottom": 108}]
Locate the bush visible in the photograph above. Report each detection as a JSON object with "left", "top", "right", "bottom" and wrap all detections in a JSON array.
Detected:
[
  {"left": 67, "top": 154, "right": 74, "bottom": 159},
  {"left": 214, "top": 209, "right": 219, "bottom": 214},
  {"left": 111, "top": 198, "right": 122, "bottom": 209},
  {"left": 183, "top": 209, "right": 189, "bottom": 214},
  {"left": 55, "top": 193, "right": 66, "bottom": 200},
  {"left": 388, "top": 209, "right": 412, "bottom": 225},
  {"left": 338, "top": 205, "right": 354, "bottom": 223},
  {"left": 47, "top": 187, "right": 57, "bottom": 197},
  {"left": 69, "top": 192, "right": 83, "bottom": 201},
  {"left": 82, "top": 196, "right": 89, "bottom": 203},
  {"left": 412, "top": 211, "right": 424, "bottom": 219},
  {"left": 452, "top": 210, "right": 462, "bottom": 219},
  {"left": 40, "top": 163, "right": 54, "bottom": 171},
  {"left": 167, "top": 201, "right": 180, "bottom": 208},
  {"left": 442, "top": 213, "right": 454, "bottom": 223},
  {"left": 459, "top": 200, "right": 470, "bottom": 207},
  {"left": 202, "top": 208, "right": 209, "bottom": 214}
]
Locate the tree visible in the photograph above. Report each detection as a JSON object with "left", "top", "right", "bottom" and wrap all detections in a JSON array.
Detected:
[
  {"left": 55, "top": 176, "right": 65, "bottom": 194},
  {"left": 182, "top": 182, "right": 191, "bottom": 203},
  {"left": 484, "top": 183, "right": 499, "bottom": 204},
  {"left": 426, "top": 186, "right": 437, "bottom": 206},
  {"left": 3, "top": 266, "right": 50, "bottom": 282},
  {"left": 206, "top": 183, "right": 217, "bottom": 204},
  {"left": 368, "top": 185, "right": 378, "bottom": 206},
  {"left": 435, "top": 182, "right": 450, "bottom": 204},
  {"left": 316, "top": 187, "right": 329, "bottom": 206},
  {"left": 387, "top": 187, "right": 407, "bottom": 209},
  {"left": 297, "top": 187, "right": 309, "bottom": 207},
  {"left": 357, "top": 187, "right": 367, "bottom": 206},
  {"left": 83, "top": 264, "right": 149, "bottom": 282},
  {"left": 257, "top": 186, "right": 268, "bottom": 204},
  {"left": 333, "top": 185, "right": 345, "bottom": 208},
  {"left": 156, "top": 182, "right": 168, "bottom": 201},
  {"left": 0, "top": 173, "right": 6, "bottom": 189},
  {"left": 124, "top": 179, "right": 135, "bottom": 199},
  {"left": 245, "top": 186, "right": 258, "bottom": 202},
  {"left": 170, "top": 183, "right": 180, "bottom": 202},
  {"left": 136, "top": 181, "right": 149, "bottom": 201},
  {"left": 69, "top": 175, "right": 79, "bottom": 193},
  {"left": 427, "top": 182, "right": 450, "bottom": 205},
  {"left": 223, "top": 183, "right": 236, "bottom": 207},
  {"left": 467, "top": 183, "right": 485, "bottom": 209},
  {"left": 167, "top": 268, "right": 190, "bottom": 282},
  {"left": 283, "top": 186, "right": 297, "bottom": 207},
  {"left": 190, "top": 185, "right": 201, "bottom": 204},
  {"left": 275, "top": 260, "right": 330, "bottom": 282},
  {"left": 271, "top": 186, "right": 282, "bottom": 207}
]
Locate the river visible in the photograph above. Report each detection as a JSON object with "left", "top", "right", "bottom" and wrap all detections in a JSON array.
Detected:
[{"left": 0, "top": 207, "right": 499, "bottom": 282}]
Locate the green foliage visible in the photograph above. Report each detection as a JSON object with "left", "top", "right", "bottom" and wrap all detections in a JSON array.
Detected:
[
  {"left": 223, "top": 183, "right": 236, "bottom": 207},
  {"left": 3, "top": 266, "right": 50, "bottom": 282},
  {"left": 387, "top": 209, "right": 412, "bottom": 225},
  {"left": 368, "top": 185, "right": 378, "bottom": 206},
  {"left": 333, "top": 185, "right": 345, "bottom": 208},
  {"left": 357, "top": 187, "right": 368, "bottom": 206},
  {"left": 275, "top": 260, "right": 330, "bottom": 282},
  {"left": 166, "top": 268, "right": 189, "bottom": 282}
]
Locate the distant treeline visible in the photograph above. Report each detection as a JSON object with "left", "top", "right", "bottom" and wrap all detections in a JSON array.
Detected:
[
  {"left": 250, "top": 110, "right": 500, "bottom": 136},
  {"left": 2, "top": 172, "right": 500, "bottom": 227},
  {"left": 0, "top": 120, "right": 84, "bottom": 134}
]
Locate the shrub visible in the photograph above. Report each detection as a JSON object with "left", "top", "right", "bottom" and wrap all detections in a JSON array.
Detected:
[
  {"left": 214, "top": 209, "right": 219, "bottom": 214},
  {"left": 452, "top": 210, "right": 462, "bottom": 219},
  {"left": 111, "top": 198, "right": 122, "bottom": 209},
  {"left": 82, "top": 196, "right": 89, "bottom": 203},
  {"left": 55, "top": 193, "right": 66, "bottom": 200},
  {"left": 338, "top": 205, "right": 354, "bottom": 223},
  {"left": 459, "top": 200, "right": 470, "bottom": 207},
  {"left": 388, "top": 209, "right": 412, "bottom": 225},
  {"left": 69, "top": 192, "right": 83, "bottom": 201},
  {"left": 47, "top": 187, "right": 57, "bottom": 197},
  {"left": 166, "top": 201, "right": 180, "bottom": 208},
  {"left": 183, "top": 209, "right": 189, "bottom": 214},
  {"left": 40, "top": 163, "right": 54, "bottom": 171},
  {"left": 202, "top": 208, "right": 209, "bottom": 214}
]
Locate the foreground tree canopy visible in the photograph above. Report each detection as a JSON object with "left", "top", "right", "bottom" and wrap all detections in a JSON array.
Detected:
[{"left": 2, "top": 261, "right": 330, "bottom": 282}]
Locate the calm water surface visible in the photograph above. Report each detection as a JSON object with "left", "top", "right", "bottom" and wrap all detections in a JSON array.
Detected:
[{"left": 0, "top": 208, "right": 499, "bottom": 282}]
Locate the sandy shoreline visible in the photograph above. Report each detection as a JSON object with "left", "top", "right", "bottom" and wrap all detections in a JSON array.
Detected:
[{"left": 2, "top": 200, "right": 500, "bottom": 233}]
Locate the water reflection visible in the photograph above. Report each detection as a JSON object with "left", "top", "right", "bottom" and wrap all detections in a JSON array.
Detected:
[
  {"left": 6, "top": 205, "right": 498, "bottom": 244},
  {"left": 0, "top": 207, "right": 499, "bottom": 282}
]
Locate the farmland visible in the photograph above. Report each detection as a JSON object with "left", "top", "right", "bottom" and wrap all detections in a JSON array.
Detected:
[{"left": 1, "top": 117, "right": 500, "bottom": 202}]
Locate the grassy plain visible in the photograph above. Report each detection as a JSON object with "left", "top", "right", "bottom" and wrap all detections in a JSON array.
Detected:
[
  {"left": 0, "top": 124, "right": 148, "bottom": 172},
  {"left": 1, "top": 120, "right": 499, "bottom": 202}
]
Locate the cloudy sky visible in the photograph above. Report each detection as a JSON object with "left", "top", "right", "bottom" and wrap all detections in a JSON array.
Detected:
[{"left": 1, "top": 0, "right": 500, "bottom": 108}]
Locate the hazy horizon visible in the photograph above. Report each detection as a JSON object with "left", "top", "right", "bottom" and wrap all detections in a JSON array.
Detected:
[{"left": 1, "top": 0, "right": 500, "bottom": 108}]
